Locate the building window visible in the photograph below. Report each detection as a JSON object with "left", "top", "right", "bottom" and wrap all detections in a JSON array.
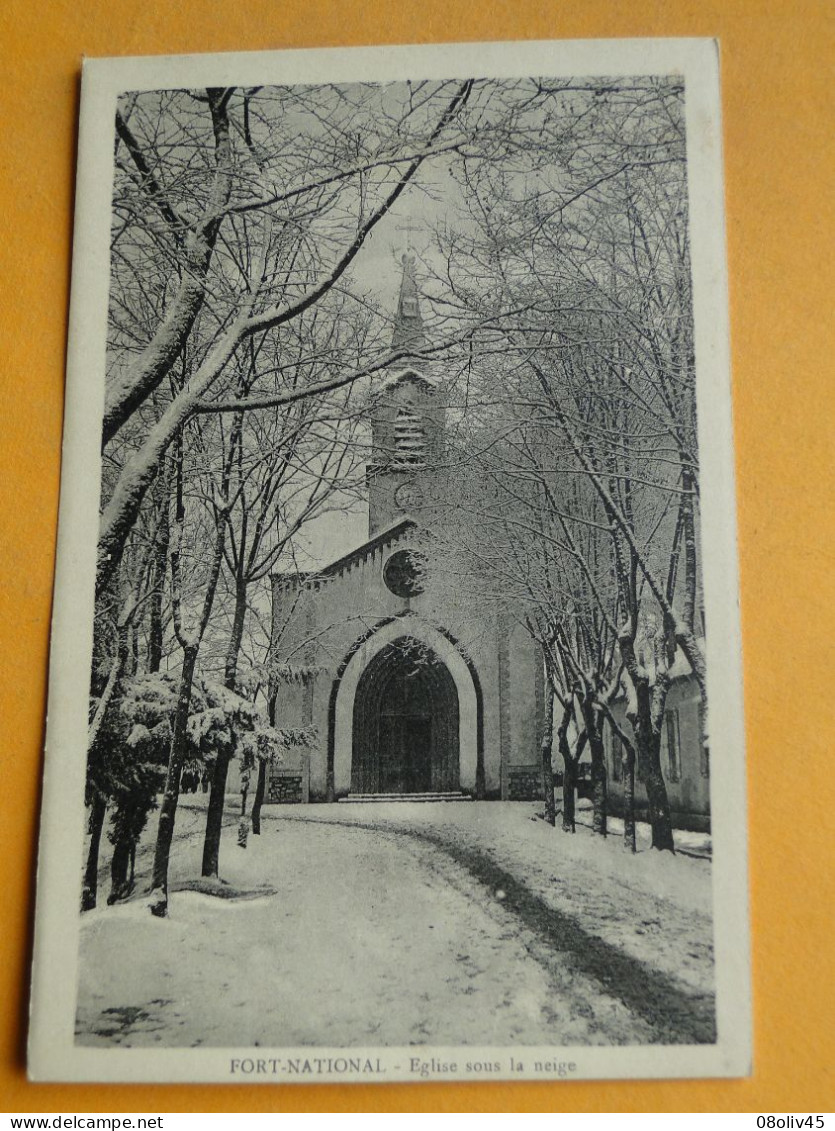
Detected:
[
  {"left": 665, "top": 709, "right": 681, "bottom": 783},
  {"left": 394, "top": 407, "right": 426, "bottom": 467},
  {"left": 698, "top": 701, "right": 710, "bottom": 777},
  {"left": 610, "top": 728, "right": 622, "bottom": 782}
]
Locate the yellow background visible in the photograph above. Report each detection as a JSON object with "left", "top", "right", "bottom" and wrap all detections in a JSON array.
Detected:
[{"left": 1, "top": 0, "right": 832, "bottom": 1113}]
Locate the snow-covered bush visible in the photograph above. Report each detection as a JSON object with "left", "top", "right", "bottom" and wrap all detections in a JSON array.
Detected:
[{"left": 88, "top": 670, "right": 290, "bottom": 902}]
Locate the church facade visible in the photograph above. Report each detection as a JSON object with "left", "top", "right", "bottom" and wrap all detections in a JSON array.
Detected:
[{"left": 267, "top": 257, "right": 545, "bottom": 804}]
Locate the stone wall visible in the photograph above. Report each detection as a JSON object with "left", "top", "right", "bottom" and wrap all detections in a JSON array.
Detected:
[
  {"left": 506, "top": 765, "right": 543, "bottom": 801},
  {"left": 266, "top": 763, "right": 309, "bottom": 805}
]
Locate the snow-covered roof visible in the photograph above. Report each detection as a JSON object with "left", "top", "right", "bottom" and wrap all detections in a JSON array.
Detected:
[
  {"left": 319, "top": 516, "right": 417, "bottom": 577},
  {"left": 272, "top": 516, "right": 418, "bottom": 588}
]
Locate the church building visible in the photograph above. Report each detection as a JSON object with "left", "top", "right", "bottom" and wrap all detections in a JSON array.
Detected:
[{"left": 267, "top": 255, "right": 546, "bottom": 804}]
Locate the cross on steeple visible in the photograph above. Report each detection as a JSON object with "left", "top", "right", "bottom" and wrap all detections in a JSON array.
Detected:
[{"left": 395, "top": 217, "right": 422, "bottom": 252}]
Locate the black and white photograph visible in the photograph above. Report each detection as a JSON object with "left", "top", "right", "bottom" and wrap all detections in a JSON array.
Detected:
[{"left": 29, "top": 39, "right": 750, "bottom": 1084}]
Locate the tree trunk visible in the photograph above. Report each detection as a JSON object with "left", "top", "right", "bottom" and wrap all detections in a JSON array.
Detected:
[
  {"left": 81, "top": 795, "right": 107, "bottom": 912},
  {"left": 589, "top": 729, "right": 608, "bottom": 837},
  {"left": 147, "top": 575, "right": 164, "bottom": 673},
  {"left": 541, "top": 736, "right": 556, "bottom": 827},
  {"left": 681, "top": 465, "right": 698, "bottom": 638},
  {"left": 540, "top": 680, "right": 555, "bottom": 826},
  {"left": 83, "top": 628, "right": 129, "bottom": 909},
  {"left": 202, "top": 572, "right": 247, "bottom": 876},
  {"left": 622, "top": 746, "right": 636, "bottom": 853},
  {"left": 251, "top": 759, "right": 268, "bottom": 835},
  {"left": 562, "top": 755, "right": 576, "bottom": 833},
  {"left": 557, "top": 704, "right": 579, "bottom": 834},
  {"left": 619, "top": 636, "right": 675, "bottom": 852},
  {"left": 629, "top": 694, "right": 675, "bottom": 852},
  {"left": 580, "top": 696, "right": 608, "bottom": 836},
  {"left": 148, "top": 643, "right": 199, "bottom": 916},
  {"left": 640, "top": 731, "right": 675, "bottom": 851},
  {"left": 147, "top": 471, "right": 170, "bottom": 673},
  {"left": 224, "top": 575, "right": 247, "bottom": 688},
  {"left": 109, "top": 840, "right": 133, "bottom": 903},
  {"left": 201, "top": 751, "right": 232, "bottom": 877}
]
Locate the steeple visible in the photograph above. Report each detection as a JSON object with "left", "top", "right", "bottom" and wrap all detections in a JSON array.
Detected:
[
  {"left": 366, "top": 254, "right": 445, "bottom": 537},
  {"left": 390, "top": 253, "right": 427, "bottom": 361}
]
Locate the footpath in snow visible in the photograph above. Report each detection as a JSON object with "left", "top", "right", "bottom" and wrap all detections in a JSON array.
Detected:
[{"left": 76, "top": 799, "right": 715, "bottom": 1050}]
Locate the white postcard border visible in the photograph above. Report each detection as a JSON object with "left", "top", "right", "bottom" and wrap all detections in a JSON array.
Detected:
[{"left": 29, "top": 36, "right": 751, "bottom": 1084}]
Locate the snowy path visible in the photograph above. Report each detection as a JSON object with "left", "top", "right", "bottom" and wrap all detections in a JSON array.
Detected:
[{"left": 76, "top": 802, "right": 715, "bottom": 1049}]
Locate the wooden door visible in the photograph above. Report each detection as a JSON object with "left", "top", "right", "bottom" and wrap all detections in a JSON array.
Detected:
[{"left": 379, "top": 712, "right": 432, "bottom": 793}]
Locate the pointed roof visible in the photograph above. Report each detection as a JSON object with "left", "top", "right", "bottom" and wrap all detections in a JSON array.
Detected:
[{"left": 390, "top": 253, "right": 428, "bottom": 360}]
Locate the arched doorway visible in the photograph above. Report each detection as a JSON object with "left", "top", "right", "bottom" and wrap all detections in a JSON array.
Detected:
[{"left": 351, "top": 637, "right": 459, "bottom": 794}]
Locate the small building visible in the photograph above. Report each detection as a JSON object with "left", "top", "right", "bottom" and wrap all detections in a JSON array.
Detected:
[{"left": 605, "top": 669, "right": 710, "bottom": 832}]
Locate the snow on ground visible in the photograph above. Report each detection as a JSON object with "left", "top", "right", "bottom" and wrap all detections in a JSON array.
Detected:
[
  {"left": 277, "top": 803, "right": 715, "bottom": 1005},
  {"left": 76, "top": 798, "right": 715, "bottom": 1049}
]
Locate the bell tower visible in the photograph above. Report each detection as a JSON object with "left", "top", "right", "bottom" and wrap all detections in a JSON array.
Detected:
[{"left": 367, "top": 254, "right": 445, "bottom": 536}]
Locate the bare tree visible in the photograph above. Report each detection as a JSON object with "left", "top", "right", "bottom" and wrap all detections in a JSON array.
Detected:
[
  {"left": 147, "top": 425, "right": 230, "bottom": 916},
  {"left": 194, "top": 322, "right": 370, "bottom": 878},
  {"left": 98, "top": 81, "right": 477, "bottom": 598},
  {"left": 425, "top": 76, "right": 702, "bottom": 850}
]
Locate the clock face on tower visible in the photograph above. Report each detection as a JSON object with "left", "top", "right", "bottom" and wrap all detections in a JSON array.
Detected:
[{"left": 394, "top": 481, "right": 424, "bottom": 511}]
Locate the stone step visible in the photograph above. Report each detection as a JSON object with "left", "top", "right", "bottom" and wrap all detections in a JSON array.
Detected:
[{"left": 338, "top": 792, "right": 472, "bottom": 803}]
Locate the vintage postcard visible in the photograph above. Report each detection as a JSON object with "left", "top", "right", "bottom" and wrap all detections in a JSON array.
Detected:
[{"left": 29, "top": 38, "right": 751, "bottom": 1084}]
